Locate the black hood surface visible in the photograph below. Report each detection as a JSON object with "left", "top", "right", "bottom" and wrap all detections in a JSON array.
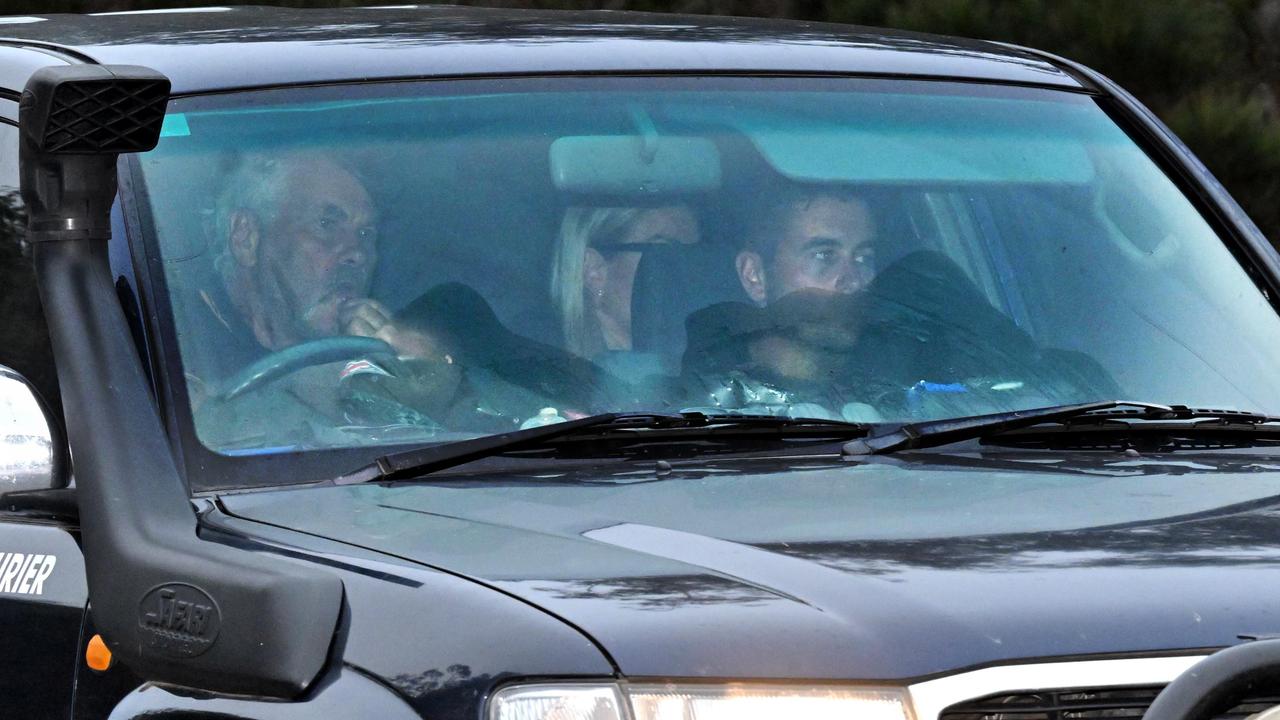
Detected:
[{"left": 221, "top": 448, "right": 1280, "bottom": 680}]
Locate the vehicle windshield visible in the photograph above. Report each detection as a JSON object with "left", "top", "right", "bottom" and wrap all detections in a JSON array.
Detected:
[{"left": 135, "top": 77, "right": 1280, "bottom": 489}]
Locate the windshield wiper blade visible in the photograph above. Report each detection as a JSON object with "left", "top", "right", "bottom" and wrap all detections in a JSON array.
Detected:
[
  {"left": 838, "top": 400, "right": 1266, "bottom": 456},
  {"left": 336, "top": 411, "right": 868, "bottom": 484}
]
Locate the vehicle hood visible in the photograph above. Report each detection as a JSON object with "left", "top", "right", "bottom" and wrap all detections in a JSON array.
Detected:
[{"left": 220, "top": 449, "right": 1280, "bottom": 680}]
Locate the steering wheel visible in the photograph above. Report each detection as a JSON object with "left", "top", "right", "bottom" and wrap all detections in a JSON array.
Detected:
[{"left": 216, "top": 336, "right": 397, "bottom": 401}]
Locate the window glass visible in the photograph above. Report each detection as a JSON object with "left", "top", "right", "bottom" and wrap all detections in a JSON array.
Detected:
[{"left": 134, "top": 78, "right": 1280, "bottom": 486}]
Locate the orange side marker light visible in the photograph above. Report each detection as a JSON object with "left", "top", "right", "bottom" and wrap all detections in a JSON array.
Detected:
[{"left": 85, "top": 633, "right": 112, "bottom": 672}]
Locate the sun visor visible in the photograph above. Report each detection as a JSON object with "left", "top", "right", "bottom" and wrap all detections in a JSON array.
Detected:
[
  {"left": 744, "top": 120, "right": 1096, "bottom": 184},
  {"left": 679, "top": 90, "right": 1126, "bottom": 186},
  {"left": 550, "top": 136, "right": 722, "bottom": 195}
]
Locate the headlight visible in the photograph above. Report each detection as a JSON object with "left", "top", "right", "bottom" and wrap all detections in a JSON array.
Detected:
[{"left": 489, "top": 682, "right": 914, "bottom": 720}]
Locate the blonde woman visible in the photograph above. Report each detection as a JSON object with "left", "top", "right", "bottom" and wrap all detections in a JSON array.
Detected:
[{"left": 550, "top": 205, "right": 700, "bottom": 358}]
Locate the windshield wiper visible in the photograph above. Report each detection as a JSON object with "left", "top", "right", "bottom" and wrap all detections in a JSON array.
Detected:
[
  {"left": 336, "top": 411, "right": 869, "bottom": 484},
  {"left": 841, "top": 401, "right": 1280, "bottom": 456}
]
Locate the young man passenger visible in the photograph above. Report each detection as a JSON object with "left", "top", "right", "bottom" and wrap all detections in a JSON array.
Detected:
[
  {"left": 735, "top": 188, "right": 877, "bottom": 306},
  {"left": 716, "top": 188, "right": 878, "bottom": 382}
]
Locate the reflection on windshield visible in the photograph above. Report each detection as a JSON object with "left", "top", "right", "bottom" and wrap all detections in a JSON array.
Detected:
[{"left": 138, "top": 77, "right": 1280, "bottom": 468}]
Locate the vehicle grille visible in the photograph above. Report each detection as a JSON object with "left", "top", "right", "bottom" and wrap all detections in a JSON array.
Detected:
[{"left": 939, "top": 686, "right": 1280, "bottom": 720}]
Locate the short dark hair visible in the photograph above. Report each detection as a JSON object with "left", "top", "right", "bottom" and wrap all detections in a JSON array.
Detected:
[{"left": 741, "top": 185, "right": 869, "bottom": 260}]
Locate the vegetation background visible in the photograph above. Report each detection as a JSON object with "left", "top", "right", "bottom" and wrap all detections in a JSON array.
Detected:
[{"left": 2, "top": 0, "right": 1277, "bottom": 411}]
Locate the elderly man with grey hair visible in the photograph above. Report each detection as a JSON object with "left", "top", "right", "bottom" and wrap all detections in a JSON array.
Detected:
[
  {"left": 185, "top": 150, "right": 452, "bottom": 427},
  {"left": 190, "top": 150, "right": 608, "bottom": 441},
  {"left": 215, "top": 152, "right": 434, "bottom": 356}
]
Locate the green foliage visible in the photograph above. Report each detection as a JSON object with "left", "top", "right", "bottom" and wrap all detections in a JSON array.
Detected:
[
  {"left": 1167, "top": 89, "right": 1280, "bottom": 239},
  {"left": 874, "top": 0, "right": 1246, "bottom": 104},
  {"left": 821, "top": 0, "right": 1280, "bottom": 243}
]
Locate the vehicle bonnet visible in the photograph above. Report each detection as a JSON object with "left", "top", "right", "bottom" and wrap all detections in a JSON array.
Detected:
[{"left": 220, "top": 451, "right": 1280, "bottom": 680}]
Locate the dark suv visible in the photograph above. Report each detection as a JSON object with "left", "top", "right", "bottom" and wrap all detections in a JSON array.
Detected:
[{"left": 1, "top": 6, "right": 1279, "bottom": 720}]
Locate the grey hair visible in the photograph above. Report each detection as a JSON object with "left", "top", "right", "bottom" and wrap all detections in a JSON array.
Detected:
[
  {"left": 550, "top": 206, "right": 644, "bottom": 356},
  {"left": 211, "top": 153, "right": 293, "bottom": 281},
  {"left": 211, "top": 152, "right": 369, "bottom": 280}
]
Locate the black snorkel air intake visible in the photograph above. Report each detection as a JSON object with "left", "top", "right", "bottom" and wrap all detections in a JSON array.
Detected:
[{"left": 21, "top": 65, "right": 343, "bottom": 698}]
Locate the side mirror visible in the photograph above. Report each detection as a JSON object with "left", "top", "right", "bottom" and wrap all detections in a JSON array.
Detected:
[
  {"left": 1145, "top": 639, "right": 1280, "bottom": 720},
  {"left": 0, "top": 365, "right": 67, "bottom": 494}
]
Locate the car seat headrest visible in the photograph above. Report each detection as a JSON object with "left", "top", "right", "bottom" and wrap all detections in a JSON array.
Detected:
[{"left": 630, "top": 242, "right": 748, "bottom": 359}]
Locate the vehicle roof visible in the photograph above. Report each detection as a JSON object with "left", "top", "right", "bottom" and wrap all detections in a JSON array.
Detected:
[{"left": 0, "top": 5, "right": 1083, "bottom": 95}]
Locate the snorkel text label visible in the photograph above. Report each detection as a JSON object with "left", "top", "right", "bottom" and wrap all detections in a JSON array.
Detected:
[{"left": 0, "top": 552, "right": 57, "bottom": 595}]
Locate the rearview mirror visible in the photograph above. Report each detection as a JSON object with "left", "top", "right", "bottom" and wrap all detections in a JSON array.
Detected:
[
  {"left": 550, "top": 135, "right": 722, "bottom": 196},
  {"left": 0, "top": 365, "right": 67, "bottom": 495}
]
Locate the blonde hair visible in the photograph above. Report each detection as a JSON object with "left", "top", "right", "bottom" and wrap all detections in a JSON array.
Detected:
[{"left": 550, "top": 207, "right": 644, "bottom": 356}]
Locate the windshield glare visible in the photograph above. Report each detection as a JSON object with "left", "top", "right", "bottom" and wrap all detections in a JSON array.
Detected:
[{"left": 136, "top": 77, "right": 1280, "bottom": 481}]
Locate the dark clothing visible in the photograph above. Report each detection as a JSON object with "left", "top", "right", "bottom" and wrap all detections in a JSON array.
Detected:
[
  {"left": 682, "top": 251, "right": 1121, "bottom": 417},
  {"left": 399, "top": 282, "right": 630, "bottom": 413},
  {"left": 180, "top": 277, "right": 268, "bottom": 387},
  {"left": 183, "top": 278, "right": 596, "bottom": 436}
]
